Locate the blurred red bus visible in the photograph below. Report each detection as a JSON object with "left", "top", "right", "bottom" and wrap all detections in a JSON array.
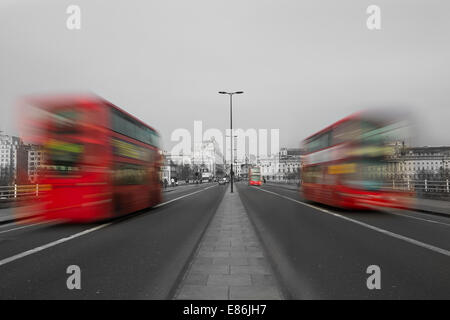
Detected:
[
  {"left": 249, "top": 167, "right": 262, "bottom": 186},
  {"left": 20, "top": 95, "right": 162, "bottom": 222},
  {"left": 301, "top": 111, "right": 413, "bottom": 210}
]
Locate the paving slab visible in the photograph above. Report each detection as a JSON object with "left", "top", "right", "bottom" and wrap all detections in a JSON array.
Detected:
[{"left": 174, "top": 184, "right": 283, "bottom": 300}]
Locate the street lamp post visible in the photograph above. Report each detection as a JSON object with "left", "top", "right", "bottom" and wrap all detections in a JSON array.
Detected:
[{"left": 219, "top": 91, "right": 244, "bottom": 193}]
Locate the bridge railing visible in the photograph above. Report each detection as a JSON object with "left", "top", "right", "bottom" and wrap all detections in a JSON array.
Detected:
[
  {"left": 264, "top": 178, "right": 300, "bottom": 185},
  {"left": 389, "top": 179, "right": 450, "bottom": 193},
  {"left": 0, "top": 184, "right": 51, "bottom": 200},
  {"left": 264, "top": 179, "right": 450, "bottom": 197}
]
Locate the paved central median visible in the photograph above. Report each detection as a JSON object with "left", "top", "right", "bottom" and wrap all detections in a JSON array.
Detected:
[{"left": 174, "top": 184, "right": 283, "bottom": 300}]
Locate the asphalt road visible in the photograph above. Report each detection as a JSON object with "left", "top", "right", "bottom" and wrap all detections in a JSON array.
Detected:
[
  {"left": 0, "top": 183, "right": 226, "bottom": 299},
  {"left": 0, "top": 181, "right": 449, "bottom": 299},
  {"left": 237, "top": 182, "right": 450, "bottom": 299}
]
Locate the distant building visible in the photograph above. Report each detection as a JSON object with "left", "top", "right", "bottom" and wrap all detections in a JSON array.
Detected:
[
  {"left": 278, "top": 147, "right": 302, "bottom": 180},
  {"left": 259, "top": 155, "right": 279, "bottom": 180},
  {"left": 362, "top": 142, "right": 450, "bottom": 182},
  {"left": 392, "top": 145, "right": 450, "bottom": 180},
  {"left": 161, "top": 150, "right": 178, "bottom": 182},
  {"left": 239, "top": 163, "right": 250, "bottom": 179},
  {"left": 26, "top": 145, "right": 45, "bottom": 183},
  {"left": 192, "top": 138, "right": 224, "bottom": 178},
  {"left": 0, "top": 134, "right": 28, "bottom": 185},
  {"left": 234, "top": 164, "right": 241, "bottom": 178},
  {"left": 259, "top": 147, "right": 304, "bottom": 181}
]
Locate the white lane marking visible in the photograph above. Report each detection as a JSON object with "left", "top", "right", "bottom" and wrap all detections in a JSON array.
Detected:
[
  {"left": 0, "top": 223, "right": 112, "bottom": 267},
  {"left": 0, "top": 185, "right": 217, "bottom": 267},
  {"left": 255, "top": 187, "right": 450, "bottom": 258},
  {"left": 264, "top": 185, "right": 450, "bottom": 228},
  {"left": 155, "top": 184, "right": 217, "bottom": 208},
  {"left": 0, "top": 221, "right": 50, "bottom": 235},
  {"left": 381, "top": 210, "right": 450, "bottom": 227},
  {"left": 264, "top": 184, "right": 299, "bottom": 192}
]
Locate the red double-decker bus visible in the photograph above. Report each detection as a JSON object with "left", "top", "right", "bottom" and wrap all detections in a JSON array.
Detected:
[
  {"left": 301, "top": 111, "right": 413, "bottom": 210},
  {"left": 249, "top": 167, "right": 262, "bottom": 186},
  {"left": 20, "top": 94, "right": 162, "bottom": 222}
]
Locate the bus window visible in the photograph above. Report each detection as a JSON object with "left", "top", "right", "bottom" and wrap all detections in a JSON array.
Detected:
[
  {"left": 303, "top": 166, "right": 322, "bottom": 184},
  {"left": 331, "top": 120, "right": 361, "bottom": 145},
  {"left": 44, "top": 139, "right": 83, "bottom": 175},
  {"left": 305, "top": 132, "right": 331, "bottom": 153},
  {"left": 113, "top": 163, "right": 148, "bottom": 185},
  {"left": 50, "top": 108, "right": 81, "bottom": 134},
  {"left": 111, "top": 108, "right": 159, "bottom": 148}
]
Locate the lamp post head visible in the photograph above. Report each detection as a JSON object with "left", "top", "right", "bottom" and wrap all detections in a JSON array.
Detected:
[{"left": 218, "top": 91, "right": 244, "bottom": 95}]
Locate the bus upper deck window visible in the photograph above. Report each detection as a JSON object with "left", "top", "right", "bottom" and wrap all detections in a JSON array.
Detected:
[{"left": 51, "top": 109, "right": 80, "bottom": 134}]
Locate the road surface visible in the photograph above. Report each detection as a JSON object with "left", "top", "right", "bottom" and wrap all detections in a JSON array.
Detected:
[{"left": 0, "top": 182, "right": 449, "bottom": 299}]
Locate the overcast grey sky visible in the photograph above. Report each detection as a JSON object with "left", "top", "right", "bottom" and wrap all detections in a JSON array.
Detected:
[{"left": 1, "top": 0, "right": 449, "bottom": 150}]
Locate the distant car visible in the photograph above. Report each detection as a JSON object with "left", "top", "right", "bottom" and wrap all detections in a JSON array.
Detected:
[{"left": 218, "top": 178, "right": 227, "bottom": 185}]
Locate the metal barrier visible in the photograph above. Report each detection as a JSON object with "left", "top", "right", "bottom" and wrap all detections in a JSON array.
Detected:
[
  {"left": 390, "top": 179, "right": 450, "bottom": 193},
  {"left": 0, "top": 184, "right": 51, "bottom": 200},
  {"left": 1, "top": 180, "right": 448, "bottom": 199},
  {"left": 265, "top": 179, "right": 300, "bottom": 185},
  {"left": 264, "top": 179, "right": 450, "bottom": 195}
]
